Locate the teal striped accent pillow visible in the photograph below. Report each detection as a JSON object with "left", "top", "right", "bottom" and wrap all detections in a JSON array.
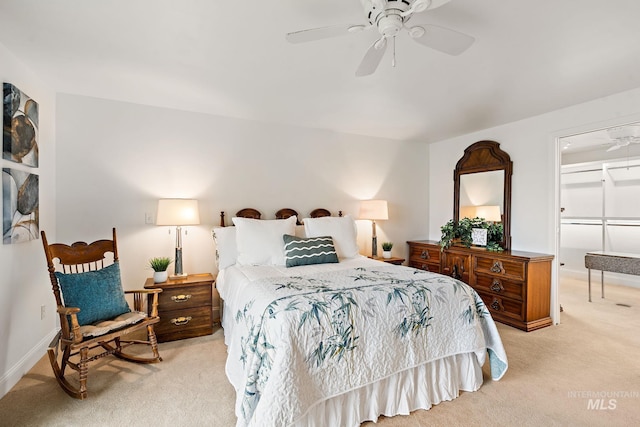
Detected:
[{"left": 283, "top": 234, "right": 339, "bottom": 268}]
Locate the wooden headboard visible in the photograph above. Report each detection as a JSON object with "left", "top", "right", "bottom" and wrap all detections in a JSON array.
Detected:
[{"left": 219, "top": 208, "right": 342, "bottom": 227}]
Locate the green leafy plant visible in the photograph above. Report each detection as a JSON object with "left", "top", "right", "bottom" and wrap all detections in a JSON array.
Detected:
[
  {"left": 439, "top": 218, "right": 504, "bottom": 252},
  {"left": 148, "top": 257, "right": 172, "bottom": 272},
  {"left": 382, "top": 242, "right": 393, "bottom": 251}
]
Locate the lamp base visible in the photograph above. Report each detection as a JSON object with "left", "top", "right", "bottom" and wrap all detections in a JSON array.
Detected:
[
  {"left": 169, "top": 273, "right": 188, "bottom": 280},
  {"left": 174, "top": 245, "right": 185, "bottom": 278},
  {"left": 371, "top": 235, "right": 378, "bottom": 258}
]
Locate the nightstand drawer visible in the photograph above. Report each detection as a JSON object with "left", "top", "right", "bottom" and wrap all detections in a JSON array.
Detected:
[
  {"left": 157, "top": 284, "right": 211, "bottom": 310},
  {"left": 155, "top": 306, "right": 213, "bottom": 340},
  {"left": 475, "top": 274, "right": 524, "bottom": 301},
  {"left": 475, "top": 256, "right": 525, "bottom": 280}
]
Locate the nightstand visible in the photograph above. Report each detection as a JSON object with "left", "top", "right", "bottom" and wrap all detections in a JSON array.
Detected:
[
  {"left": 144, "top": 273, "right": 216, "bottom": 342},
  {"left": 370, "top": 256, "right": 405, "bottom": 265}
]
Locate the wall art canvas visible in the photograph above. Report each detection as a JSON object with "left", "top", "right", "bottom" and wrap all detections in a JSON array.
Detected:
[
  {"left": 2, "top": 168, "right": 39, "bottom": 244},
  {"left": 3, "top": 83, "right": 39, "bottom": 167}
]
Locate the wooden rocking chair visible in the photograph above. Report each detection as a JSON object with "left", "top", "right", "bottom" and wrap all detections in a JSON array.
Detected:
[{"left": 41, "top": 228, "right": 162, "bottom": 399}]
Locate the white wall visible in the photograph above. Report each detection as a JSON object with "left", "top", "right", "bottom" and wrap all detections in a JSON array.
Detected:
[
  {"left": 55, "top": 94, "right": 429, "bottom": 290},
  {"left": 0, "top": 42, "right": 57, "bottom": 396},
  {"left": 428, "top": 87, "right": 640, "bottom": 324}
]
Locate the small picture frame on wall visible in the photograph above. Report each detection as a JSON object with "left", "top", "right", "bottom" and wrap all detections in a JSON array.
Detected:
[
  {"left": 3, "top": 82, "right": 39, "bottom": 167},
  {"left": 2, "top": 168, "right": 39, "bottom": 244},
  {"left": 471, "top": 228, "right": 487, "bottom": 246}
]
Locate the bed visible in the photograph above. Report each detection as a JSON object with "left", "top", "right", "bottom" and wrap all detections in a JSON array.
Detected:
[{"left": 212, "top": 208, "right": 508, "bottom": 427}]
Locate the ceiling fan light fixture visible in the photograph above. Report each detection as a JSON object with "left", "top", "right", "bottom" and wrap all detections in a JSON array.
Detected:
[
  {"left": 408, "top": 26, "right": 426, "bottom": 38},
  {"left": 377, "top": 15, "right": 403, "bottom": 37}
]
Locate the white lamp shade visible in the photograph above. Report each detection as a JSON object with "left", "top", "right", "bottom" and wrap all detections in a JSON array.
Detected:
[
  {"left": 359, "top": 200, "right": 389, "bottom": 220},
  {"left": 459, "top": 205, "right": 477, "bottom": 219},
  {"left": 156, "top": 199, "right": 200, "bottom": 226},
  {"left": 474, "top": 205, "right": 502, "bottom": 222}
]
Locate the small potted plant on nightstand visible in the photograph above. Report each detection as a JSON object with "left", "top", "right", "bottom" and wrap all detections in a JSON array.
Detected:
[
  {"left": 149, "top": 257, "right": 172, "bottom": 283},
  {"left": 382, "top": 242, "right": 393, "bottom": 259}
]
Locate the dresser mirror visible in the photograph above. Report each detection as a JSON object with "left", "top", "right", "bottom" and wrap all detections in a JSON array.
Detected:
[{"left": 453, "top": 140, "right": 513, "bottom": 250}]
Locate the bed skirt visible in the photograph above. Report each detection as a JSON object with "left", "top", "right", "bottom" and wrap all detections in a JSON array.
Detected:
[{"left": 292, "top": 352, "right": 482, "bottom": 426}]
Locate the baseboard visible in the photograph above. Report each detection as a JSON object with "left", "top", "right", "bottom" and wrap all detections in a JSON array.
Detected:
[
  {"left": 560, "top": 267, "right": 640, "bottom": 289},
  {"left": 0, "top": 328, "right": 58, "bottom": 398}
]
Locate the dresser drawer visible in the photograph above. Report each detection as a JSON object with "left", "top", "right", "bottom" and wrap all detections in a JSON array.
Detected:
[
  {"left": 409, "top": 244, "right": 441, "bottom": 264},
  {"left": 155, "top": 306, "right": 213, "bottom": 340},
  {"left": 475, "top": 274, "right": 524, "bottom": 301},
  {"left": 157, "top": 284, "right": 211, "bottom": 311},
  {"left": 409, "top": 260, "right": 440, "bottom": 272},
  {"left": 477, "top": 291, "right": 524, "bottom": 322},
  {"left": 474, "top": 256, "right": 526, "bottom": 281}
]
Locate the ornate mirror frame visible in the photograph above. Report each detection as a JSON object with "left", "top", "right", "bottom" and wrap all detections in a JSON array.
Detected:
[{"left": 453, "top": 140, "right": 513, "bottom": 250}]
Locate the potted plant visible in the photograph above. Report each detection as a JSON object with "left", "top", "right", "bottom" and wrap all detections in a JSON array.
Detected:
[
  {"left": 149, "top": 257, "right": 172, "bottom": 283},
  {"left": 381, "top": 242, "right": 393, "bottom": 259},
  {"left": 439, "top": 218, "right": 504, "bottom": 252}
]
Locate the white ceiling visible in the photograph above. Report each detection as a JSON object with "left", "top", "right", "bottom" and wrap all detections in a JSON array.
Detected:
[{"left": 2, "top": 0, "right": 640, "bottom": 143}]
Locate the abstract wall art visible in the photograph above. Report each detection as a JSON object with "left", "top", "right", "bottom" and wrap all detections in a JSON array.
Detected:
[
  {"left": 2, "top": 168, "right": 39, "bottom": 244},
  {"left": 3, "top": 82, "right": 39, "bottom": 167}
]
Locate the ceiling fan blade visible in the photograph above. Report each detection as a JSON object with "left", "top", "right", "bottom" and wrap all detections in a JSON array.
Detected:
[
  {"left": 286, "top": 24, "right": 363, "bottom": 44},
  {"left": 411, "top": 24, "right": 475, "bottom": 55},
  {"left": 356, "top": 37, "right": 388, "bottom": 77}
]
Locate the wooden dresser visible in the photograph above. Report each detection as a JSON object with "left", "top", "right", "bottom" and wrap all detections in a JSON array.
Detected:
[
  {"left": 144, "top": 273, "right": 215, "bottom": 342},
  {"left": 407, "top": 240, "right": 554, "bottom": 331}
]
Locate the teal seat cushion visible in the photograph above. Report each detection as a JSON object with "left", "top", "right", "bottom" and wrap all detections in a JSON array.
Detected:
[
  {"left": 283, "top": 234, "right": 339, "bottom": 268},
  {"left": 56, "top": 262, "right": 131, "bottom": 326}
]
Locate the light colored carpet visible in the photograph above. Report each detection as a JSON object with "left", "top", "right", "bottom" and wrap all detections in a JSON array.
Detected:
[{"left": 1, "top": 275, "right": 639, "bottom": 426}]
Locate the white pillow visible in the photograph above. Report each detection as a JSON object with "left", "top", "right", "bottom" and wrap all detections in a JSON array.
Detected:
[
  {"left": 232, "top": 216, "right": 297, "bottom": 266},
  {"left": 211, "top": 226, "right": 237, "bottom": 270},
  {"left": 294, "top": 225, "right": 306, "bottom": 238},
  {"left": 304, "top": 215, "right": 359, "bottom": 259}
]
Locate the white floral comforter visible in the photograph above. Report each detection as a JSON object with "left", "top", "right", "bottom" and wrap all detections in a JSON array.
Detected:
[{"left": 224, "top": 264, "right": 508, "bottom": 427}]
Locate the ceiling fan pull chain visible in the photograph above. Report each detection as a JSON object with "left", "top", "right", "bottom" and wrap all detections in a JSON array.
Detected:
[{"left": 392, "top": 36, "right": 396, "bottom": 67}]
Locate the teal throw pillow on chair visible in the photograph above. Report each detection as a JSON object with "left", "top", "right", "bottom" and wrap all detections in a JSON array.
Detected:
[{"left": 56, "top": 261, "right": 131, "bottom": 325}]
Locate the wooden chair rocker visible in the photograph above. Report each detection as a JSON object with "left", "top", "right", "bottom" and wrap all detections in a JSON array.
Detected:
[{"left": 41, "top": 228, "right": 163, "bottom": 399}]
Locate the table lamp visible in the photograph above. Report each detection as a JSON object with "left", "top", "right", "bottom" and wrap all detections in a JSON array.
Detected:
[
  {"left": 156, "top": 198, "right": 200, "bottom": 277},
  {"left": 359, "top": 200, "right": 389, "bottom": 257},
  {"left": 475, "top": 205, "right": 502, "bottom": 222}
]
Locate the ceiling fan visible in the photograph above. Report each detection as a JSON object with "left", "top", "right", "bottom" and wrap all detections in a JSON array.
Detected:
[
  {"left": 285, "top": 0, "right": 475, "bottom": 77},
  {"left": 606, "top": 125, "right": 640, "bottom": 152}
]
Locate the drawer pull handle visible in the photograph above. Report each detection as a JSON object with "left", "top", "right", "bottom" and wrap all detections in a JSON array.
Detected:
[
  {"left": 490, "top": 299, "right": 503, "bottom": 311},
  {"left": 421, "top": 264, "right": 429, "bottom": 271},
  {"left": 420, "top": 250, "right": 429, "bottom": 260},
  {"left": 490, "top": 279, "right": 504, "bottom": 293},
  {"left": 171, "top": 294, "right": 192, "bottom": 303},
  {"left": 171, "top": 316, "right": 192, "bottom": 326},
  {"left": 490, "top": 260, "right": 505, "bottom": 274},
  {"left": 452, "top": 264, "right": 464, "bottom": 280}
]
